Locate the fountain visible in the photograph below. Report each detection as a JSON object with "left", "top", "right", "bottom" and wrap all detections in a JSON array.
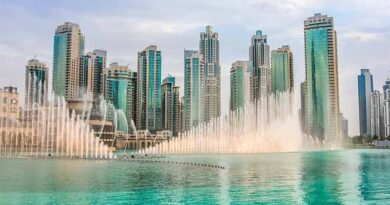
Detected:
[
  {"left": 140, "top": 92, "right": 303, "bottom": 154},
  {"left": 0, "top": 77, "right": 114, "bottom": 159}
]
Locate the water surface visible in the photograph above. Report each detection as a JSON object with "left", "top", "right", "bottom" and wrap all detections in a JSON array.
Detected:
[{"left": 0, "top": 149, "right": 389, "bottom": 204}]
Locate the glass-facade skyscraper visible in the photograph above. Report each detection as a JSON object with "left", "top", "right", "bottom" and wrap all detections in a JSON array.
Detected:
[
  {"left": 162, "top": 75, "right": 180, "bottom": 136},
  {"left": 271, "top": 45, "right": 293, "bottom": 94},
  {"left": 105, "top": 63, "right": 137, "bottom": 132},
  {"left": 358, "top": 69, "right": 373, "bottom": 136},
  {"left": 230, "top": 61, "right": 250, "bottom": 111},
  {"left": 370, "top": 90, "right": 382, "bottom": 137},
  {"left": 25, "top": 59, "right": 48, "bottom": 106},
  {"left": 304, "top": 13, "right": 340, "bottom": 143},
  {"left": 184, "top": 50, "right": 204, "bottom": 131},
  {"left": 200, "top": 26, "right": 220, "bottom": 122},
  {"left": 249, "top": 30, "right": 270, "bottom": 101},
  {"left": 383, "top": 78, "right": 390, "bottom": 99},
  {"left": 53, "top": 22, "right": 85, "bottom": 100},
  {"left": 136, "top": 45, "right": 162, "bottom": 132},
  {"left": 80, "top": 49, "right": 107, "bottom": 100}
]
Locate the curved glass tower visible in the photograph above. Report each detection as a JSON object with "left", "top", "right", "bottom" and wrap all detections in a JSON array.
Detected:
[{"left": 304, "top": 13, "right": 340, "bottom": 143}]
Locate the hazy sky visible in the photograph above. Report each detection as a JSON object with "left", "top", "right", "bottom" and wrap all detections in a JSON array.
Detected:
[{"left": 1, "top": 0, "right": 389, "bottom": 136}]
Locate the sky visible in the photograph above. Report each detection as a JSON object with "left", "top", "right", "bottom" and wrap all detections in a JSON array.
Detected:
[{"left": 0, "top": 0, "right": 390, "bottom": 136}]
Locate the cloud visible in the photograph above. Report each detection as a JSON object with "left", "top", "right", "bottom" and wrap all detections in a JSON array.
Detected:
[{"left": 343, "top": 31, "right": 385, "bottom": 42}]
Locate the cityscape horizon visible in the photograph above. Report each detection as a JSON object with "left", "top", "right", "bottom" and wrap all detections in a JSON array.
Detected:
[
  {"left": 1, "top": 1, "right": 390, "bottom": 137},
  {"left": 1, "top": 1, "right": 390, "bottom": 204}
]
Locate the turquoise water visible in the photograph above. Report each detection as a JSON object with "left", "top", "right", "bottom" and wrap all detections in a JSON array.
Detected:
[{"left": 0, "top": 149, "right": 389, "bottom": 204}]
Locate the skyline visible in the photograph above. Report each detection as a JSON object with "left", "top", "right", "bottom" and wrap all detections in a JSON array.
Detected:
[{"left": 1, "top": 1, "right": 390, "bottom": 136}]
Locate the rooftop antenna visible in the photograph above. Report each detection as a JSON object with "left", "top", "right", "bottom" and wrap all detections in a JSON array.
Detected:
[{"left": 32, "top": 55, "right": 37, "bottom": 60}]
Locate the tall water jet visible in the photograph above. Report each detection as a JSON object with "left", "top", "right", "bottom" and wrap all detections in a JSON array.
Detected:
[
  {"left": 0, "top": 77, "right": 114, "bottom": 159},
  {"left": 141, "top": 92, "right": 303, "bottom": 154}
]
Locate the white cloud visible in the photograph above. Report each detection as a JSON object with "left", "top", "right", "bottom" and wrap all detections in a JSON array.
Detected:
[{"left": 343, "top": 31, "right": 385, "bottom": 42}]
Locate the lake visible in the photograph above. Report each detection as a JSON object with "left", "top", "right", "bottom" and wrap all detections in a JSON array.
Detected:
[{"left": 0, "top": 149, "right": 389, "bottom": 204}]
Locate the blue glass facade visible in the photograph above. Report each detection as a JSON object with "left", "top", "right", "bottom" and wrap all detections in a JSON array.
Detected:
[
  {"left": 106, "top": 65, "right": 137, "bottom": 132},
  {"left": 137, "top": 46, "right": 162, "bottom": 132},
  {"left": 53, "top": 33, "right": 68, "bottom": 97},
  {"left": 358, "top": 69, "right": 373, "bottom": 136},
  {"left": 304, "top": 13, "right": 340, "bottom": 142},
  {"left": 305, "top": 28, "right": 330, "bottom": 138},
  {"left": 52, "top": 22, "right": 84, "bottom": 100},
  {"left": 25, "top": 59, "right": 48, "bottom": 106},
  {"left": 230, "top": 61, "right": 249, "bottom": 111},
  {"left": 271, "top": 46, "right": 293, "bottom": 94},
  {"left": 184, "top": 50, "right": 204, "bottom": 131}
]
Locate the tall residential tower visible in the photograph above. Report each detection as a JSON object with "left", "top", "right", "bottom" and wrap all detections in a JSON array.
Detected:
[
  {"left": 52, "top": 22, "right": 85, "bottom": 100},
  {"left": 162, "top": 75, "right": 180, "bottom": 136},
  {"left": 184, "top": 50, "right": 204, "bottom": 131},
  {"left": 230, "top": 61, "right": 250, "bottom": 111},
  {"left": 80, "top": 49, "right": 107, "bottom": 100},
  {"left": 199, "top": 26, "right": 220, "bottom": 122},
  {"left": 249, "top": 30, "right": 270, "bottom": 101},
  {"left": 271, "top": 45, "right": 293, "bottom": 94},
  {"left": 104, "top": 63, "right": 137, "bottom": 131},
  {"left": 25, "top": 59, "right": 49, "bottom": 106},
  {"left": 136, "top": 45, "right": 162, "bottom": 132},
  {"left": 304, "top": 13, "right": 340, "bottom": 143},
  {"left": 358, "top": 69, "right": 373, "bottom": 136}
]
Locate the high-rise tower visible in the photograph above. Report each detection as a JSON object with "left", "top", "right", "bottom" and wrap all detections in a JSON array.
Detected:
[
  {"left": 271, "top": 45, "right": 293, "bottom": 94},
  {"left": 25, "top": 59, "right": 49, "bottom": 106},
  {"left": 53, "top": 22, "right": 85, "bottom": 100},
  {"left": 136, "top": 45, "right": 162, "bottom": 132},
  {"left": 162, "top": 75, "right": 180, "bottom": 136},
  {"left": 104, "top": 62, "right": 137, "bottom": 131},
  {"left": 358, "top": 69, "right": 373, "bottom": 136},
  {"left": 80, "top": 49, "right": 107, "bottom": 100},
  {"left": 230, "top": 61, "right": 250, "bottom": 111},
  {"left": 304, "top": 13, "right": 340, "bottom": 143},
  {"left": 370, "top": 90, "right": 382, "bottom": 137},
  {"left": 249, "top": 30, "right": 270, "bottom": 101},
  {"left": 184, "top": 50, "right": 205, "bottom": 131},
  {"left": 199, "top": 26, "right": 220, "bottom": 122}
]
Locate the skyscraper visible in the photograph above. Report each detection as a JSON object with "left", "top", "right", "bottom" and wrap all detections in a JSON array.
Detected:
[
  {"left": 178, "top": 96, "right": 185, "bottom": 134},
  {"left": 300, "top": 82, "right": 307, "bottom": 133},
  {"left": 104, "top": 62, "right": 137, "bottom": 131},
  {"left": 358, "top": 69, "right": 374, "bottom": 136},
  {"left": 184, "top": 50, "right": 204, "bottom": 131},
  {"left": 25, "top": 59, "right": 48, "bottom": 106},
  {"left": 304, "top": 13, "right": 340, "bottom": 143},
  {"left": 53, "top": 22, "right": 85, "bottom": 100},
  {"left": 162, "top": 75, "right": 180, "bottom": 136},
  {"left": 249, "top": 30, "right": 270, "bottom": 101},
  {"left": 199, "top": 25, "right": 220, "bottom": 122},
  {"left": 172, "top": 86, "right": 180, "bottom": 136},
  {"left": 383, "top": 78, "right": 390, "bottom": 99},
  {"left": 80, "top": 49, "right": 107, "bottom": 100},
  {"left": 370, "top": 90, "right": 382, "bottom": 137},
  {"left": 271, "top": 45, "right": 293, "bottom": 94},
  {"left": 136, "top": 45, "right": 162, "bottom": 132},
  {"left": 381, "top": 79, "right": 390, "bottom": 138},
  {"left": 230, "top": 61, "right": 250, "bottom": 111}
]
